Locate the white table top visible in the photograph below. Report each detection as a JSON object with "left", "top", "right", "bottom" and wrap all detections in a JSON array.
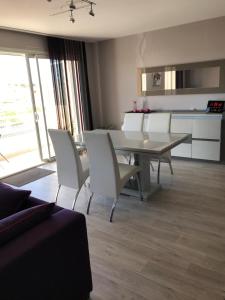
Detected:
[{"left": 75, "top": 129, "right": 191, "bottom": 155}]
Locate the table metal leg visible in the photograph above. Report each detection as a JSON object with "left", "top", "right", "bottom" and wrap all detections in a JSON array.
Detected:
[{"left": 122, "top": 153, "right": 161, "bottom": 201}]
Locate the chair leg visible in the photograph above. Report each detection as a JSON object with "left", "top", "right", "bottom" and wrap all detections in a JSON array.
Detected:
[
  {"left": 150, "top": 161, "right": 154, "bottom": 172},
  {"left": 123, "top": 154, "right": 131, "bottom": 164},
  {"left": 72, "top": 186, "right": 82, "bottom": 210},
  {"left": 128, "top": 154, "right": 132, "bottom": 165},
  {"left": 110, "top": 198, "right": 119, "bottom": 222},
  {"left": 157, "top": 160, "right": 161, "bottom": 184},
  {"left": 135, "top": 173, "right": 143, "bottom": 201},
  {"left": 169, "top": 161, "right": 174, "bottom": 175},
  {"left": 87, "top": 192, "right": 94, "bottom": 215},
  {"left": 0, "top": 153, "right": 9, "bottom": 162},
  {"left": 55, "top": 184, "right": 61, "bottom": 203}
]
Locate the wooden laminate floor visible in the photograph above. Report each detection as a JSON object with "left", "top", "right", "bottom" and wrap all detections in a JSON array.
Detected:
[{"left": 23, "top": 159, "right": 225, "bottom": 300}]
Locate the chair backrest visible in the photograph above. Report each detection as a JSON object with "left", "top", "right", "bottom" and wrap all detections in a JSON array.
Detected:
[
  {"left": 146, "top": 113, "right": 171, "bottom": 133},
  {"left": 121, "top": 113, "right": 144, "bottom": 131},
  {"left": 84, "top": 131, "right": 120, "bottom": 199},
  {"left": 48, "top": 129, "right": 83, "bottom": 189}
]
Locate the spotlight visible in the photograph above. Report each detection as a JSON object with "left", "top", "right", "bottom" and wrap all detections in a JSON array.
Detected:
[
  {"left": 48, "top": 0, "right": 96, "bottom": 23},
  {"left": 89, "top": 3, "right": 95, "bottom": 17},
  {"left": 69, "top": 9, "right": 75, "bottom": 23},
  {"left": 69, "top": 3, "right": 76, "bottom": 10}
]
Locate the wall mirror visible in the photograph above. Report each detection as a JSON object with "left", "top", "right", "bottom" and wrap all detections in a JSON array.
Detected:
[{"left": 137, "top": 60, "right": 225, "bottom": 96}]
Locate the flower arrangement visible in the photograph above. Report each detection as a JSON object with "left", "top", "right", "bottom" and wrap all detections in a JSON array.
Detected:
[{"left": 132, "top": 100, "right": 151, "bottom": 113}]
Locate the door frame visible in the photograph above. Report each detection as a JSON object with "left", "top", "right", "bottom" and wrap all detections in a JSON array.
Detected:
[{"left": 26, "top": 54, "right": 54, "bottom": 162}]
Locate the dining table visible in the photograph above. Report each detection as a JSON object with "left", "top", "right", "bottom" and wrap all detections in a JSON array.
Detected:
[{"left": 74, "top": 129, "right": 192, "bottom": 200}]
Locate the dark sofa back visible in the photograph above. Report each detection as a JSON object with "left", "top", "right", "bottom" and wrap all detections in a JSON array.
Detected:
[
  {"left": 0, "top": 207, "right": 92, "bottom": 300},
  {"left": 24, "top": 196, "right": 62, "bottom": 214}
]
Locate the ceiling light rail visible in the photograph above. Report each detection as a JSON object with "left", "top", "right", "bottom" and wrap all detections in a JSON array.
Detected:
[{"left": 47, "top": 0, "right": 96, "bottom": 23}]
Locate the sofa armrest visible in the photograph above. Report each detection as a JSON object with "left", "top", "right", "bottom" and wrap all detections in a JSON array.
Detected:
[{"left": 0, "top": 209, "right": 92, "bottom": 300}]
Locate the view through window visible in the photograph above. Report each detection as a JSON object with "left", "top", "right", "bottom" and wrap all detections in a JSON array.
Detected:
[{"left": 0, "top": 53, "right": 58, "bottom": 178}]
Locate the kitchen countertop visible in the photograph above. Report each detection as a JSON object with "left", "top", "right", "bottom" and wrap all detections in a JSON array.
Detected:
[{"left": 126, "top": 110, "right": 224, "bottom": 115}]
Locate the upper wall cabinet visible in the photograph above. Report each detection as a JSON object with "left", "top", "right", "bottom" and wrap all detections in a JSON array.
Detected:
[{"left": 137, "top": 60, "right": 225, "bottom": 96}]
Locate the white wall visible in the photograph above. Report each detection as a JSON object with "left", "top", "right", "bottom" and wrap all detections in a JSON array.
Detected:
[{"left": 96, "top": 17, "right": 225, "bottom": 128}]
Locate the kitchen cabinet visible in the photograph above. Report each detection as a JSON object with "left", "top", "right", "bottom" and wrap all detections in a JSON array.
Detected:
[
  {"left": 170, "top": 113, "right": 222, "bottom": 161},
  {"left": 192, "top": 140, "right": 220, "bottom": 161}
]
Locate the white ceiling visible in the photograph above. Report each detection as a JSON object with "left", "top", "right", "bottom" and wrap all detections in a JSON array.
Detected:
[{"left": 0, "top": 0, "right": 225, "bottom": 41}]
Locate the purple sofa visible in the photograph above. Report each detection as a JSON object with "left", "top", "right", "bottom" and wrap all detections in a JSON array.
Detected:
[{"left": 0, "top": 196, "right": 92, "bottom": 300}]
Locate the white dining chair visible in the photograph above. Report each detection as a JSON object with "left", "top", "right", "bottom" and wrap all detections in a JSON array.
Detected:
[
  {"left": 84, "top": 131, "right": 143, "bottom": 222},
  {"left": 48, "top": 129, "right": 89, "bottom": 210},
  {"left": 146, "top": 113, "right": 173, "bottom": 183},
  {"left": 121, "top": 113, "right": 144, "bottom": 131},
  {"left": 147, "top": 113, "right": 171, "bottom": 133},
  {"left": 120, "top": 113, "right": 144, "bottom": 164}
]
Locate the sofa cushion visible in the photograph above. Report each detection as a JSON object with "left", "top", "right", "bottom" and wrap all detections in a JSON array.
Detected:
[
  {"left": 0, "top": 202, "right": 55, "bottom": 246},
  {"left": 0, "top": 182, "right": 31, "bottom": 219}
]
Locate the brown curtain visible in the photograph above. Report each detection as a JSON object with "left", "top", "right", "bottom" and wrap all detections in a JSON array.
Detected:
[{"left": 47, "top": 37, "right": 93, "bottom": 135}]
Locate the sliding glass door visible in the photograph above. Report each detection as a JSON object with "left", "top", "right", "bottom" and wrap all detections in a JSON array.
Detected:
[
  {"left": 0, "top": 49, "right": 85, "bottom": 177},
  {"left": 0, "top": 52, "right": 58, "bottom": 177},
  {"left": 27, "top": 55, "right": 58, "bottom": 160},
  {"left": 0, "top": 53, "right": 41, "bottom": 174}
]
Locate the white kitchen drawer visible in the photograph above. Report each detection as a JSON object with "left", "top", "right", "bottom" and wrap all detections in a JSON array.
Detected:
[
  {"left": 171, "top": 143, "right": 192, "bottom": 158},
  {"left": 192, "top": 140, "right": 220, "bottom": 161},
  {"left": 192, "top": 119, "right": 221, "bottom": 140},
  {"left": 171, "top": 118, "right": 192, "bottom": 134}
]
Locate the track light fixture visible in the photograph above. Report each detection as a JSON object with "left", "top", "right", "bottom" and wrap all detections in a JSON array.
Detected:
[
  {"left": 89, "top": 3, "right": 95, "bottom": 17},
  {"left": 47, "top": 0, "right": 96, "bottom": 23},
  {"left": 69, "top": 10, "right": 75, "bottom": 23}
]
